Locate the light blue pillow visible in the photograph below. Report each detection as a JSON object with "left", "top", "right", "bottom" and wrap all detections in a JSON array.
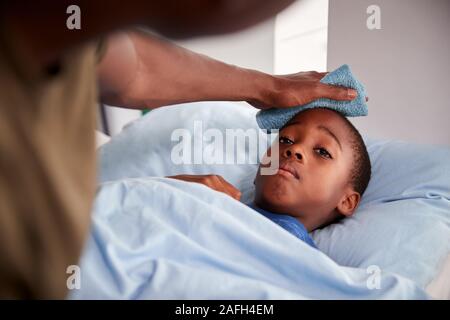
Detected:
[
  {"left": 311, "top": 138, "right": 450, "bottom": 288},
  {"left": 98, "top": 102, "right": 268, "bottom": 204},
  {"left": 98, "top": 102, "right": 450, "bottom": 289}
]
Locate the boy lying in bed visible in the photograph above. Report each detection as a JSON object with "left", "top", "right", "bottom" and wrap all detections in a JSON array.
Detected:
[{"left": 169, "top": 108, "right": 371, "bottom": 248}]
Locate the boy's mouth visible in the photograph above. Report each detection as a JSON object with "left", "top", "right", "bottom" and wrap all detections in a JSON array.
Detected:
[{"left": 278, "top": 162, "right": 300, "bottom": 180}]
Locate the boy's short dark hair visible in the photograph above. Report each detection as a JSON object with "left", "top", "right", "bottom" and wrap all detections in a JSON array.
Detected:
[{"left": 334, "top": 111, "right": 371, "bottom": 195}]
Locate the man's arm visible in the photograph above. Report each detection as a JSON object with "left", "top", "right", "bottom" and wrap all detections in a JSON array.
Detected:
[
  {"left": 97, "top": 30, "right": 357, "bottom": 109},
  {"left": 97, "top": 30, "right": 276, "bottom": 109}
]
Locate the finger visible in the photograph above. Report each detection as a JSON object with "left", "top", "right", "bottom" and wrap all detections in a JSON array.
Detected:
[
  {"left": 225, "top": 186, "right": 241, "bottom": 200},
  {"left": 303, "top": 71, "right": 328, "bottom": 80},
  {"left": 204, "top": 175, "right": 234, "bottom": 197},
  {"left": 218, "top": 178, "right": 242, "bottom": 200},
  {"left": 314, "top": 83, "right": 357, "bottom": 101},
  {"left": 213, "top": 181, "right": 240, "bottom": 200},
  {"left": 216, "top": 176, "right": 241, "bottom": 200},
  {"left": 222, "top": 186, "right": 241, "bottom": 200},
  {"left": 303, "top": 71, "right": 325, "bottom": 80},
  {"left": 215, "top": 175, "right": 232, "bottom": 188},
  {"left": 167, "top": 174, "right": 192, "bottom": 182},
  {"left": 247, "top": 100, "right": 268, "bottom": 110},
  {"left": 317, "top": 72, "right": 328, "bottom": 79}
]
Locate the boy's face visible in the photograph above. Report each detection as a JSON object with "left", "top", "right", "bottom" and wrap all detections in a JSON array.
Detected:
[{"left": 254, "top": 108, "right": 358, "bottom": 230}]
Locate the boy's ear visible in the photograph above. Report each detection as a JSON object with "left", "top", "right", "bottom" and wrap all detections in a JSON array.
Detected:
[{"left": 336, "top": 188, "right": 361, "bottom": 217}]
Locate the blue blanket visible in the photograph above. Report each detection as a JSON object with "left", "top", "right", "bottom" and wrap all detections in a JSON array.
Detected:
[{"left": 70, "top": 177, "right": 428, "bottom": 299}]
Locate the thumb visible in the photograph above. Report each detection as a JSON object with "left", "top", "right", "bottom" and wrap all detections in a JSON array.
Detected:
[{"left": 314, "top": 83, "right": 358, "bottom": 101}]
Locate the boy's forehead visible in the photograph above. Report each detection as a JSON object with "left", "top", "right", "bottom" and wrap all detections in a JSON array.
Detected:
[
  {"left": 284, "top": 109, "right": 352, "bottom": 147},
  {"left": 288, "top": 108, "right": 344, "bottom": 124}
]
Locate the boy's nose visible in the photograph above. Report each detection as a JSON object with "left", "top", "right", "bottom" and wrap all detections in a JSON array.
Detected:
[{"left": 285, "top": 148, "right": 303, "bottom": 161}]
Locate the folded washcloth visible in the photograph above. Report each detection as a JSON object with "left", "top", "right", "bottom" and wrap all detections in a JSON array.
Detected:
[{"left": 256, "top": 64, "right": 368, "bottom": 131}]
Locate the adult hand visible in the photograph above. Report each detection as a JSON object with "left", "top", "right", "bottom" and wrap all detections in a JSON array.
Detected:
[
  {"left": 167, "top": 174, "right": 241, "bottom": 200},
  {"left": 248, "top": 71, "right": 366, "bottom": 109}
]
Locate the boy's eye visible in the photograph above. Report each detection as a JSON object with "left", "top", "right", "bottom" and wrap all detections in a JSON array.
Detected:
[
  {"left": 314, "top": 147, "right": 332, "bottom": 159},
  {"left": 279, "top": 136, "right": 294, "bottom": 145}
]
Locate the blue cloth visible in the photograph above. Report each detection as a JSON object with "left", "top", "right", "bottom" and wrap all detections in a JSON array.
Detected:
[
  {"left": 256, "top": 64, "right": 368, "bottom": 132},
  {"left": 69, "top": 177, "right": 429, "bottom": 299},
  {"left": 248, "top": 204, "right": 316, "bottom": 248}
]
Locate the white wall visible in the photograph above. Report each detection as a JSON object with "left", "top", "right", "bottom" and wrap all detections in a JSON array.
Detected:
[
  {"left": 327, "top": 0, "right": 450, "bottom": 146},
  {"left": 102, "top": 105, "right": 142, "bottom": 137},
  {"left": 176, "top": 18, "right": 275, "bottom": 74},
  {"left": 274, "top": 0, "right": 329, "bottom": 74}
]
